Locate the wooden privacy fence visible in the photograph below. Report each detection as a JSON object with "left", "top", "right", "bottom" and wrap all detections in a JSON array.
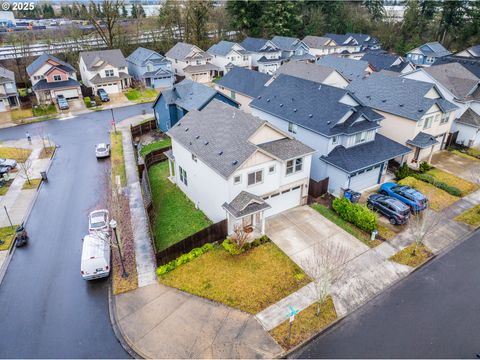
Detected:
[
  {"left": 309, "top": 177, "right": 329, "bottom": 198},
  {"left": 131, "top": 119, "right": 157, "bottom": 137},
  {"left": 155, "top": 220, "right": 228, "bottom": 266}
]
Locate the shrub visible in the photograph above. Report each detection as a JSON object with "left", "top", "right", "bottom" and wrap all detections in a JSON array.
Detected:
[
  {"left": 332, "top": 197, "right": 377, "bottom": 233},
  {"left": 222, "top": 235, "right": 270, "bottom": 256},
  {"left": 411, "top": 173, "right": 462, "bottom": 197},
  {"left": 156, "top": 243, "right": 215, "bottom": 276},
  {"left": 84, "top": 96, "right": 92, "bottom": 108},
  {"left": 94, "top": 95, "right": 102, "bottom": 105},
  {"left": 395, "top": 162, "right": 410, "bottom": 180},
  {"left": 419, "top": 161, "right": 432, "bottom": 173}
]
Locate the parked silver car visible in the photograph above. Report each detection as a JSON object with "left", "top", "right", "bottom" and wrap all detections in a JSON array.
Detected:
[
  {"left": 0, "top": 157, "right": 17, "bottom": 172},
  {"left": 88, "top": 209, "right": 110, "bottom": 234},
  {"left": 95, "top": 143, "right": 110, "bottom": 158}
]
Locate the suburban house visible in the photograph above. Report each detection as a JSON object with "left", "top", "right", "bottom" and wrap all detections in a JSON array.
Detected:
[
  {"left": 126, "top": 47, "right": 174, "bottom": 89},
  {"left": 317, "top": 55, "right": 373, "bottom": 81},
  {"left": 302, "top": 35, "right": 339, "bottom": 57},
  {"left": 79, "top": 49, "right": 131, "bottom": 94},
  {"left": 249, "top": 74, "right": 411, "bottom": 196},
  {"left": 406, "top": 42, "right": 451, "bottom": 66},
  {"left": 274, "top": 61, "right": 349, "bottom": 89},
  {"left": 453, "top": 108, "right": 480, "bottom": 147},
  {"left": 165, "top": 42, "right": 219, "bottom": 83},
  {"left": 270, "top": 36, "right": 313, "bottom": 61},
  {"left": 165, "top": 100, "right": 314, "bottom": 235},
  {"left": 239, "top": 37, "right": 283, "bottom": 74},
  {"left": 455, "top": 45, "right": 480, "bottom": 59},
  {"left": 322, "top": 33, "right": 361, "bottom": 54},
  {"left": 152, "top": 79, "right": 238, "bottom": 132},
  {"left": 432, "top": 57, "right": 480, "bottom": 78},
  {"left": 26, "top": 53, "right": 81, "bottom": 104},
  {"left": 215, "top": 67, "right": 270, "bottom": 111},
  {"left": 348, "top": 73, "right": 458, "bottom": 167},
  {"left": 347, "top": 33, "right": 381, "bottom": 51},
  {"left": 0, "top": 66, "right": 19, "bottom": 112},
  {"left": 207, "top": 41, "right": 251, "bottom": 74},
  {"left": 360, "top": 52, "right": 415, "bottom": 74}
]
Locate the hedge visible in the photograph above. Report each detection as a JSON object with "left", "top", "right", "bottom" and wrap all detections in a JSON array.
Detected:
[
  {"left": 332, "top": 197, "right": 377, "bottom": 233},
  {"left": 222, "top": 235, "right": 270, "bottom": 255},
  {"left": 156, "top": 243, "right": 215, "bottom": 276},
  {"left": 411, "top": 173, "right": 462, "bottom": 197}
]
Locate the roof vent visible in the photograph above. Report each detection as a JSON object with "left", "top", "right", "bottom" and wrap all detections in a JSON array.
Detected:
[
  {"left": 204, "top": 141, "right": 209, "bottom": 145},
  {"left": 418, "top": 109, "right": 424, "bottom": 112},
  {"left": 258, "top": 95, "right": 262, "bottom": 99},
  {"left": 195, "top": 135, "right": 200, "bottom": 139},
  {"left": 189, "top": 142, "right": 192, "bottom": 145},
  {"left": 382, "top": 99, "right": 386, "bottom": 102},
  {"left": 293, "top": 108, "right": 297, "bottom": 112},
  {"left": 267, "top": 98, "right": 270, "bottom": 102},
  {"left": 318, "top": 85, "right": 322, "bottom": 90},
  {"left": 399, "top": 104, "right": 404, "bottom": 107},
  {"left": 308, "top": 114, "right": 313, "bottom": 118},
  {"left": 280, "top": 103, "right": 284, "bottom": 107},
  {"left": 185, "top": 127, "right": 189, "bottom": 132},
  {"left": 218, "top": 151, "right": 223, "bottom": 156},
  {"left": 327, "top": 121, "right": 331, "bottom": 124},
  {"left": 232, "top": 160, "right": 238, "bottom": 165}
]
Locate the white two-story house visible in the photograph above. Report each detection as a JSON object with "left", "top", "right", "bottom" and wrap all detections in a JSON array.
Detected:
[
  {"left": 0, "top": 66, "right": 19, "bottom": 112},
  {"left": 165, "top": 100, "right": 314, "bottom": 235},
  {"left": 271, "top": 36, "right": 314, "bottom": 62},
  {"left": 165, "top": 42, "right": 220, "bottom": 83},
  {"left": 79, "top": 49, "right": 131, "bottom": 94},
  {"left": 239, "top": 37, "right": 283, "bottom": 75},
  {"left": 207, "top": 41, "right": 251, "bottom": 75},
  {"left": 348, "top": 73, "right": 458, "bottom": 167},
  {"left": 250, "top": 74, "right": 412, "bottom": 196}
]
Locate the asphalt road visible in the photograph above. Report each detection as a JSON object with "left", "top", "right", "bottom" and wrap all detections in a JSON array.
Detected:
[
  {"left": 0, "top": 103, "right": 152, "bottom": 358},
  {"left": 294, "top": 229, "right": 480, "bottom": 359}
]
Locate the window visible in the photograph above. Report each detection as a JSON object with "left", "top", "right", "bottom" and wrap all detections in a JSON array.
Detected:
[
  {"left": 247, "top": 170, "right": 263, "bottom": 186},
  {"left": 434, "top": 113, "right": 441, "bottom": 122},
  {"left": 105, "top": 69, "right": 114, "bottom": 77},
  {"left": 34, "top": 75, "right": 43, "bottom": 81},
  {"left": 332, "top": 136, "right": 338, "bottom": 145},
  {"left": 423, "top": 116, "right": 433, "bottom": 129},
  {"left": 243, "top": 56, "right": 248, "bottom": 61},
  {"left": 286, "top": 157, "right": 303, "bottom": 175},
  {"left": 191, "top": 153, "right": 197, "bottom": 162},
  {"left": 53, "top": 75, "right": 62, "bottom": 81},
  {"left": 288, "top": 122, "right": 298, "bottom": 134},
  {"left": 147, "top": 64, "right": 153, "bottom": 72},
  {"left": 196, "top": 60, "right": 201, "bottom": 65},
  {"left": 354, "top": 131, "right": 367, "bottom": 144},
  {"left": 179, "top": 166, "right": 188, "bottom": 186},
  {"left": 440, "top": 112, "right": 450, "bottom": 124},
  {"left": 234, "top": 175, "right": 241, "bottom": 185},
  {"left": 268, "top": 165, "right": 276, "bottom": 174}
]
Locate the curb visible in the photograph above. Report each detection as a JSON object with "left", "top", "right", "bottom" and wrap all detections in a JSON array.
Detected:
[
  {"left": 0, "top": 146, "right": 57, "bottom": 286},
  {"left": 283, "top": 227, "right": 479, "bottom": 359}
]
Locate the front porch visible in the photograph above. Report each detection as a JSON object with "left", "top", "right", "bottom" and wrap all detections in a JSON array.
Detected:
[{"left": 406, "top": 131, "right": 444, "bottom": 169}]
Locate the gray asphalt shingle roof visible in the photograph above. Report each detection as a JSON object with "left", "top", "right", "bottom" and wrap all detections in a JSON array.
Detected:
[
  {"left": 126, "top": 47, "right": 168, "bottom": 67},
  {"left": 168, "top": 100, "right": 313, "bottom": 179},
  {"left": 456, "top": 108, "right": 480, "bottom": 128},
  {"left": 347, "top": 72, "right": 458, "bottom": 121},
  {"left": 433, "top": 57, "right": 480, "bottom": 78},
  {"left": 216, "top": 67, "right": 271, "bottom": 99},
  {"left": 165, "top": 42, "right": 204, "bottom": 61},
  {"left": 271, "top": 36, "right": 303, "bottom": 51},
  {"left": 423, "top": 63, "right": 480, "bottom": 100},
  {"left": 317, "top": 55, "right": 370, "bottom": 81},
  {"left": 26, "top": 53, "right": 75, "bottom": 76},
  {"left": 275, "top": 61, "right": 344, "bottom": 84},
  {"left": 406, "top": 132, "right": 439, "bottom": 148},
  {"left": 321, "top": 134, "right": 412, "bottom": 173},
  {"left": 302, "top": 36, "right": 331, "bottom": 48},
  {"left": 32, "top": 78, "right": 80, "bottom": 91},
  {"left": 460, "top": 45, "right": 480, "bottom": 58},
  {"left": 0, "top": 66, "right": 14, "bottom": 81},
  {"left": 207, "top": 41, "right": 241, "bottom": 57},
  {"left": 412, "top": 42, "right": 451, "bottom": 57},
  {"left": 257, "top": 138, "right": 313, "bottom": 161},
  {"left": 240, "top": 37, "right": 273, "bottom": 52},
  {"left": 222, "top": 191, "right": 271, "bottom": 218},
  {"left": 250, "top": 74, "right": 382, "bottom": 137},
  {"left": 80, "top": 49, "right": 127, "bottom": 70},
  {"left": 324, "top": 33, "right": 357, "bottom": 46},
  {"left": 360, "top": 52, "right": 403, "bottom": 71}
]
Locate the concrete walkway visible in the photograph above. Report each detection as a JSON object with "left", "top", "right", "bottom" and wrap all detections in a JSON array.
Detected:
[
  {"left": 118, "top": 115, "right": 157, "bottom": 288},
  {"left": 115, "top": 283, "right": 282, "bottom": 358}
]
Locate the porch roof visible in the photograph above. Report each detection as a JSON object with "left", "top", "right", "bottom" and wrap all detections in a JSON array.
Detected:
[
  {"left": 32, "top": 78, "right": 80, "bottom": 91},
  {"left": 222, "top": 191, "right": 271, "bottom": 219},
  {"left": 406, "top": 132, "right": 439, "bottom": 149}
]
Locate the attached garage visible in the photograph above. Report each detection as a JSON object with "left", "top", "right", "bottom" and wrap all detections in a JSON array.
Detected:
[
  {"left": 264, "top": 185, "right": 302, "bottom": 218},
  {"left": 55, "top": 88, "right": 79, "bottom": 99},
  {"left": 348, "top": 165, "right": 382, "bottom": 192},
  {"left": 97, "top": 82, "right": 120, "bottom": 94}
]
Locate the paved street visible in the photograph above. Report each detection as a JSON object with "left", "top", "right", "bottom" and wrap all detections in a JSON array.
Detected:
[
  {"left": 0, "top": 103, "right": 151, "bottom": 358},
  {"left": 293, "top": 229, "right": 480, "bottom": 359}
]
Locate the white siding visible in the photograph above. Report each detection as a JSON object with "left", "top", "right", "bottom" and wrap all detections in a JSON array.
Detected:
[{"left": 453, "top": 122, "right": 480, "bottom": 147}]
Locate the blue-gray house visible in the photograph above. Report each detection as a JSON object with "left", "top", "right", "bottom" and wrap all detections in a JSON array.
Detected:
[
  {"left": 406, "top": 42, "right": 451, "bottom": 66},
  {"left": 152, "top": 79, "right": 239, "bottom": 132},
  {"left": 126, "top": 47, "right": 175, "bottom": 89}
]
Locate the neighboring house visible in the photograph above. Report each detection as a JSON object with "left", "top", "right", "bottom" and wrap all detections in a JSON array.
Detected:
[
  {"left": 126, "top": 47, "right": 174, "bottom": 89},
  {"left": 323, "top": 33, "right": 362, "bottom": 54},
  {"left": 273, "top": 61, "right": 349, "bottom": 89},
  {"left": 270, "top": 36, "right": 313, "bottom": 61},
  {"left": 0, "top": 66, "right": 19, "bottom": 112},
  {"left": 453, "top": 108, "right": 480, "bottom": 147},
  {"left": 455, "top": 45, "right": 480, "bottom": 59},
  {"left": 347, "top": 33, "right": 381, "bottom": 51},
  {"left": 207, "top": 41, "right": 250, "bottom": 74},
  {"left": 215, "top": 67, "right": 270, "bottom": 111},
  {"left": 432, "top": 56, "right": 480, "bottom": 78},
  {"left": 302, "top": 35, "right": 339, "bottom": 57},
  {"left": 79, "top": 49, "right": 131, "bottom": 94},
  {"left": 239, "top": 37, "right": 283, "bottom": 74},
  {"left": 250, "top": 74, "right": 411, "bottom": 196},
  {"left": 406, "top": 42, "right": 451, "bottom": 66},
  {"left": 26, "top": 53, "right": 81, "bottom": 104},
  {"left": 165, "top": 100, "right": 314, "bottom": 235},
  {"left": 317, "top": 55, "right": 373, "bottom": 81},
  {"left": 165, "top": 42, "right": 219, "bottom": 83},
  {"left": 348, "top": 73, "right": 458, "bottom": 167},
  {"left": 152, "top": 79, "right": 238, "bottom": 132},
  {"left": 360, "top": 52, "right": 415, "bottom": 74}
]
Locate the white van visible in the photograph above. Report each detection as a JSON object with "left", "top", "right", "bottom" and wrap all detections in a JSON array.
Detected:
[{"left": 81, "top": 233, "right": 111, "bottom": 280}]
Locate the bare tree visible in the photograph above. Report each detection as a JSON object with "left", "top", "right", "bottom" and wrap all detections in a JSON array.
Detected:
[
  {"left": 87, "top": 0, "right": 123, "bottom": 48},
  {"left": 230, "top": 224, "right": 249, "bottom": 249},
  {"left": 408, "top": 209, "right": 441, "bottom": 255},
  {"left": 304, "top": 243, "right": 351, "bottom": 317},
  {"left": 14, "top": 148, "right": 34, "bottom": 186}
]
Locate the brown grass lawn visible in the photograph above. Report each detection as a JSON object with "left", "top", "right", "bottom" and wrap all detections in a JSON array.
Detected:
[
  {"left": 0, "top": 179, "right": 13, "bottom": 196},
  {"left": 270, "top": 296, "right": 337, "bottom": 350},
  {"left": 390, "top": 243, "right": 433, "bottom": 267},
  {"left": 159, "top": 242, "right": 310, "bottom": 314},
  {"left": 0, "top": 147, "right": 32, "bottom": 162},
  {"left": 427, "top": 168, "right": 478, "bottom": 196},
  {"left": 10, "top": 108, "right": 33, "bottom": 122},
  {"left": 398, "top": 177, "right": 458, "bottom": 211},
  {"left": 0, "top": 225, "right": 17, "bottom": 251},
  {"left": 110, "top": 132, "right": 126, "bottom": 187},
  {"left": 22, "top": 178, "right": 42, "bottom": 190},
  {"left": 38, "top": 146, "right": 56, "bottom": 159},
  {"left": 455, "top": 205, "right": 480, "bottom": 227}
]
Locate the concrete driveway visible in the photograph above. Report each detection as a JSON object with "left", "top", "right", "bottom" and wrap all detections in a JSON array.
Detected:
[{"left": 431, "top": 150, "right": 480, "bottom": 181}]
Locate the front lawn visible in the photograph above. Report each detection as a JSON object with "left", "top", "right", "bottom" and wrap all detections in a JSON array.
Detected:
[
  {"left": 158, "top": 241, "right": 310, "bottom": 314},
  {"left": 390, "top": 243, "right": 433, "bottom": 267},
  {"left": 426, "top": 168, "right": 478, "bottom": 196},
  {"left": 0, "top": 225, "right": 17, "bottom": 251},
  {"left": 311, "top": 203, "right": 382, "bottom": 247},
  {"left": 140, "top": 137, "right": 171, "bottom": 157},
  {"left": 10, "top": 108, "right": 33, "bottom": 122},
  {"left": 125, "top": 88, "right": 158, "bottom": 102},
  {"left": 455, "top": 205, "right": 480, "bottom": 227},
  {"left": 110, "top": 131, "right": 127, "bottom": 187},
  {"left": 398, "top": 176, "right": 458, "bottom": 211},
  {"left": 32, "top": 104, "right": 57, "bottom": 117},
  {"left": 0, "top": 179, "right": 13, "bottom": 196},
  {"left": 269, "top": 297, "right": 337, "bottom": 350},
  {"left": 22, "top": 178, "right": 42, "bottom": 190},
  {"left": 0, "top": 147, "right": 32, "bottom": 162},
  {"left": 451, "top": 147, "right": 480, "bottom": 160},
  {"left": 148, "top": 161, "right": 212, "bottom": 251}
]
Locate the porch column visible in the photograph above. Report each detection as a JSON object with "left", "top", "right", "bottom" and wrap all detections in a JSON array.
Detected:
[
  {"left": 261, "top": 212, "right": 266, "bottom": 235},
  {"left": 168, "top": 159, "right": 173, "bottom": 178},
  {"left": 428, "top": 145, "right": 435, "bottom": 163}
]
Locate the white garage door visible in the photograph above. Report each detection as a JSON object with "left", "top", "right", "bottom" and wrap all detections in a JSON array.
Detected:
[
  {"left": 98, "top": 83, "right": 120, "bottom": 94},
  {"left": 349, "top": 166, "right": 381, "bottom": 192},
  {"left": 55, "top": 88, "right": 79, "bottom": 99},
  {"left": 264, "top": 185, "right": 301, "bottom": 218}
]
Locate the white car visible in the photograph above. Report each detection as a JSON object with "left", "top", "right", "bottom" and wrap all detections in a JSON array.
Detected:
[
  {"left": 88, "top": 209, "right": 110, "bottom": 234},
  {"left": 81, "top": 233, "right": 111, "bottom": 280},
  {"left": 95, "top": 143, "right": 110, "bottom": 158}
]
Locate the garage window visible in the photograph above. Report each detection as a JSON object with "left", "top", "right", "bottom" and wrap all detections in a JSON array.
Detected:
[
  {"left": 247, "top": 170, "right": 263, "bottom": 186},
  {"left": 286, "top": 157, "right": 303, "bottom": 175}
]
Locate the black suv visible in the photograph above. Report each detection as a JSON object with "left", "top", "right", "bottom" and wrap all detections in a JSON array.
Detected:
[{"left": 367, "top": 194, "right": 411, "bottom": 225}]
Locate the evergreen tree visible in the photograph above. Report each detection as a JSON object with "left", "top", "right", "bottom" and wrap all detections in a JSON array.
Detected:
[
  {"left": 121, "top": 4, "right": 128, "bottom": 18},
  {"left": 363, "top": 0, "right": 385, "bottom": 22},
  {"left": 226, "top": 0, "right": 266, "bottom": 37},
  {"left": 131, "top": 4, "right": 138, "bottom": 18},
  {"left": 184, "top": 0, "right": 212, "bottom": 48},
  {"left": 437, "top": 0, "right": 466, "bottom": 45},
  {"left": 260, "top": 1, "right": 301, "bottom": 37},
  {"left": 137, "top": 4, "right": 146, "bottom": 18}
]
